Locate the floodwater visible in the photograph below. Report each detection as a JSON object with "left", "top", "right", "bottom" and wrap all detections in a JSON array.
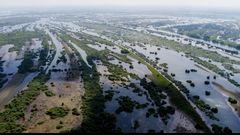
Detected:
[
  {"left": 147, "top": 26, "right": 240, "bottom": 54},
  {"left": 94, "top": 60, "right": 168, "bottom": 132},
  {"left": 69, "top": 41, "right": 92, "bottom": 68},
  {"left": 46, "top": 29, "right": 64, "bottom": 73},
  {"left": 129, "top": 44, "right": 240, "bottom": 132},
  {"left": 0, "top": 72, "right": 39, "bottom": 109}
]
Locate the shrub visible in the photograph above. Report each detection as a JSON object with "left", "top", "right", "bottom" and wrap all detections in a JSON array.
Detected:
[
  {"left": 211, "top": 107, "right": 218, "bottom": 113},
  {"left": 120, "top": 49, "right": 129, "bottom": 54},
  {"left": 205, "top": 91, "right": 211, "bottom": 96},
  {"left": 56, "top": 125, "right": 64, "bottom": 129},
  {"left": 44, "top": 91, "right": 55, "bottom": 97},
  {"left": 228, "top": 97, "right": 237, "bottom": 104},
  {"left": 46, "top": 107, "right": 69, "bottom": 119},
  {"left": 133, "top": 120, "right": 140, "bottom": 129},
  {"left": 204, "top": 81, "right": 210, "bottom": 85},
  {"left": 72, "top": 108, "right": 80, "bottom": 116}
]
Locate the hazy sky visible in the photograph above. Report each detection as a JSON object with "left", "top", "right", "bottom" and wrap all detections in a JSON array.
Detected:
[{"left": 1, "top": 0, "right": 240, "bottom": 9}]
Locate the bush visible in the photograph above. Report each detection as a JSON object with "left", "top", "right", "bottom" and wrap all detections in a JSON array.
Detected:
[
  {"left": 104, "top": 91, "right": 114, "bottom": 101},
  {"left": 204, "top": 81, "right": 210, "bottom": 85},
  {"left": 166, "top": 106, "right": 175, "bottom": 115},
  {"left": 211, "top": 124, "right": 232, "bottom": 133},
  {"left": 72, "top": 108, "right": 80, "bottom": 116},
  {"left": 205, "top": 91, "right": 211, "bottom": 96},
  {"left": 186, "top": 80, "right": 192, "bottom": 83},
  {"left": 56, "top": 125, "right": 64, "bottom": 129},
  {"left": 115, "top": 96, "right": 136, "bottom": 113},
  {"left": 211, "top": 124, "right": 222, "bottom": 133},
  {"left": 190, "top": 83, "right": 195, "bottom": 87},
  {"left": 46, "top": 107, "right": 69, "bottom": 119},
  {"left": 120, "top": 49, "right": 129, "bottom": 54},
  {"left": 211, "top": 107, "right": 218, "bottom": 113},
  {"left": 37, "top": 121, "right": 44, "bottom": 125},
  {"left": 133, "top": 120, "right": 140, "bottom": 129},
  {"left": 228, "top": 97, "right": 237, "bottom": 104},
  {"left": 18, "top": 51, "right": 34, "bottom": 74},
  {"left": 223, "top": 127, "right": 232, "bottom": 133},
  {"left": 44, "top": 91, "right": 55, "bottom": 97}
]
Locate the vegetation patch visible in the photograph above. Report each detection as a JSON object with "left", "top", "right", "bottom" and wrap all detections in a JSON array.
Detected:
[
  {"left": 0, "top": 74, "right": 49, "bottom": 133},
  {"left": 44, "top": 91, "right": 55, "bottom": 97},
  {"left": 46, "top": 107, "right": 69, "bottom": 119}
]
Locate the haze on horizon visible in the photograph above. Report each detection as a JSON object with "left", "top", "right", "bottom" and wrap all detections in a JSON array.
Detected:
[{"left": 0, "top": 0, "right": 240, "bottom": 10}]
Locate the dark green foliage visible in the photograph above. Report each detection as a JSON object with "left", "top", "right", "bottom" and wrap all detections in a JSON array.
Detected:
[
  {"left": 140, "top": 78, "right": 164, "bottom": 106},
  {"left": 120, "top": 49, "right": 129, "bottom": 54},
  {"left": 0, "top": 123, "right": 26, "bottom": 133},
  {"left": 44, "top": 91, "right": 55, "bottom": 97},
  {"left": 18, "top": 51, "right": 35, "bottom": 74},
  {"left": 211, "top": 108, "right": 218, "bottom": 113},
  {"left": 228, "top": 97, "right": 237, "bottom": 104},
  {"left": 0, "top": 78, "right": 8, "bottom": 88},
  {"left": 211, "top": 124, "right": 232, "bottom": 133},
  {"left": 223, "top": 127, "right": 232, "bottom": 133},
  {"left": 104, "top": 91, "right": 114, "bottom": 101},
  {"left": 46, "top": 107, "right": 69, "bottom": 119},
  {"left": 116, "top": 96, "right": 136, "bottom": 114},
  {"left": 37, "top": 121, "right": 44, "bottom": 125},
  {"left": 205, "top": 91, "right": 211, "bottom": 96},
  {"left": 204, "top": 81, "right": 210, "bottom": 85},
  {"left": 133, "top": 120, "right": 140, "bottom": 129},
  {"left": 39, "top": 38, "right": 50, "bottom": 66},
  {"left": 56, "top": 125, "right": 64, "bottom": 129},
  {"left": 72, "top": 108, "right": 80, "bottom": 116}
]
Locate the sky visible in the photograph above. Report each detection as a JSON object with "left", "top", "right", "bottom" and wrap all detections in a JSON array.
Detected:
[{"left": 0, "top": 0, "right": 240, "bottom": 10}]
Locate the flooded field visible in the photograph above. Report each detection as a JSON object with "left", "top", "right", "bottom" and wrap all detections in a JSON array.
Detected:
[{"left": 0, "top": 8, "right": 239, "bottom": 133}]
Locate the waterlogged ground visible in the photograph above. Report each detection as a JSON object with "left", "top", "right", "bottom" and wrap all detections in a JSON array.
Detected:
[
  {"left": 0, "top": 38, "right": 43, "bottom": 109},
  {"left": 94, "top": 60, "right": 199, "bottom": 133},
  {"left": 0, "top": 11, "right": 240, "bottom": 133},
  {"left": 127, "top": 44, "right": 240, "bottom": 131}
]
